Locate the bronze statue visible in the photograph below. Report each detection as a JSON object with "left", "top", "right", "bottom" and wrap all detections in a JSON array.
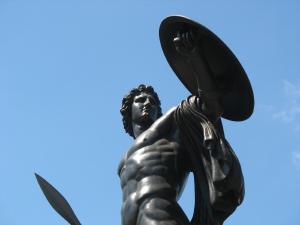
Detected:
[
  {"left": 35, "top": 15, "right": 253, "bottom": 225},
  {"left": 118, "top": 16, "right": 253, "bottom": 225}
]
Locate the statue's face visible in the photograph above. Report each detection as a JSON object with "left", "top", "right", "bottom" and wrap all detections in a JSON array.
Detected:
[{"left": 131, "top": 92, "right": 159, "bottom": 125}]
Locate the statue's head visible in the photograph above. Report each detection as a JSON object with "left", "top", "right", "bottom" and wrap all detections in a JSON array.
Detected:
[{"left": 121, "top": 84, "right": 162, "bottom": 138}]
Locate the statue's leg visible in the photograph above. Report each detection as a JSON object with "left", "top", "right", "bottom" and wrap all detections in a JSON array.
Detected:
[{"left": 136, "top": 197, "right": 190, "bottom": 225}]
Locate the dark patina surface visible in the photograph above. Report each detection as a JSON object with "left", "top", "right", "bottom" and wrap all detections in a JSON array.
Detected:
[{"left": 118, "top": 16, "right": 253, "bottom": 225}]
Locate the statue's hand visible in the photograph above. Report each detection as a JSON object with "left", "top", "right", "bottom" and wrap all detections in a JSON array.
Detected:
[
  {"left": 173, "top": 30, "right": 199, "bottom": 57},
  {"left": 196, "top": 95, "right": 223, "bottom": 123}
]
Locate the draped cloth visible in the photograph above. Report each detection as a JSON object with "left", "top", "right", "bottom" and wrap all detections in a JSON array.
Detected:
[{"left": 174, "top": 96, "right": 244, "bottom": 225}]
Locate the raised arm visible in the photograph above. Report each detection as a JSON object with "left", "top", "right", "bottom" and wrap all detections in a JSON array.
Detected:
[{"left": 174, "top": 31, "right": 224, "bottom": 124}]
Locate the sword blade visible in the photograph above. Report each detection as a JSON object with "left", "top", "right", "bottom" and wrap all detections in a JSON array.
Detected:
[{"left": 35, "top": 173, "right": 82, "bottom": 225}]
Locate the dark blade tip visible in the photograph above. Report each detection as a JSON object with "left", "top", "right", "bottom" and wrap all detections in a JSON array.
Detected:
[
  {"left": 34, "top": 173, "right": 40, "bottom": 179},
  {"left": 35, "top": 173, "right": 45, "bottom": 187}
]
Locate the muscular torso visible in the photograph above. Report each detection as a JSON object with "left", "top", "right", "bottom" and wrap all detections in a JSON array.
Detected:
[
  {"left": 118, "top": 97, "right": 244, "bottom": 225},
  {"left": 118, "top": 107, "right": 190, "bottom": 225}
]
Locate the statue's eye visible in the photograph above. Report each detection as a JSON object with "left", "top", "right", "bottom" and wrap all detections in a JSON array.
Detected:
[{"left": 135, "top": 96, "right": 146, "bottom": 103}]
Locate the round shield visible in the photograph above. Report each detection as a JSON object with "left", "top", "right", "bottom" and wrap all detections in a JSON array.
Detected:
[{"left": 159, "top": 16, "right": 254, "bottom": 121}]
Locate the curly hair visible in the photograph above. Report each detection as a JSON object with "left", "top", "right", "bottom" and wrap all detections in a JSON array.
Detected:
[{"left": 120, "top": 84, "right": 162, "bottom": 138}]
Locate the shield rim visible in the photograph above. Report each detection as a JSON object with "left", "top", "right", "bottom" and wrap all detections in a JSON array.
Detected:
[{"left": 159, "top": 15, "right": 254, "bottom": 121}]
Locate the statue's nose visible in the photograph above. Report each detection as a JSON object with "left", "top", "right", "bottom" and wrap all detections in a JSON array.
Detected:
[{"left": 144, "top": 98, "right": 151, "bottom": 106}]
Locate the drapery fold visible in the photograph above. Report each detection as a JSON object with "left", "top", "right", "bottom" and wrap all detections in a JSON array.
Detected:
[{"left": 174, "top": 96, "right": 244, "bottom": 225}]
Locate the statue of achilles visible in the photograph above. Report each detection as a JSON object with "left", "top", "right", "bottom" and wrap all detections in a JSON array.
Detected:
[{"left": 118, "top": 16, "right": 254, "bottom": 225}]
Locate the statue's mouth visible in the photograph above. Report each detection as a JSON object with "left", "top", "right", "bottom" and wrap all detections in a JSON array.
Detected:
[{"left": 142, "top": 107, "right": 151, "bottom": 113}]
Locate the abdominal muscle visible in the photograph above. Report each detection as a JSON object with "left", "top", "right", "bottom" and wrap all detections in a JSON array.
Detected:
[{"left": 119, "top": 108, "right": 190, "bottom": 225}]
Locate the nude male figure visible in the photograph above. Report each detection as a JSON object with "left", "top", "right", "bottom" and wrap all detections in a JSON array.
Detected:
[{"left": 118, "top": 84, "right": 243, "bottom": 225}]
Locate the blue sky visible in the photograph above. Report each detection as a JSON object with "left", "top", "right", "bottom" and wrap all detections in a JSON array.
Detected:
[{"left": 0, "top": 1, "right": 300, "bottom": 225}]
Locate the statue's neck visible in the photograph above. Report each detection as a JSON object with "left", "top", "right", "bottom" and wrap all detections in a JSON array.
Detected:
[{"left": 132, "top": 122, "right": 151, "bottom": 139}]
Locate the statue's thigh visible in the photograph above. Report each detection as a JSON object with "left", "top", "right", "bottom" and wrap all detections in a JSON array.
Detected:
[{"left": 137, "top": 197, "right": 190, "bottom": 225}]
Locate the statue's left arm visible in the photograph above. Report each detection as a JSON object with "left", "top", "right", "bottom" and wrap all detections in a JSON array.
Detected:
[{"left": 174, "top": 95, "right": 244, "bottom": 225}]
